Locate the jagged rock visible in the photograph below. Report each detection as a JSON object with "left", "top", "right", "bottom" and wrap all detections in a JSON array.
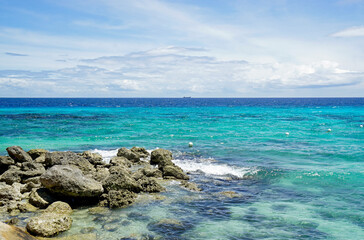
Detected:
[
  {"left": 106, "top": 190, "right": 137, "bottom": 208},
  {"left": 141, "top": 166, "right": 163, "bottom": 178},
  {"left": 90, "top": 167, "right": 110, "bottom": 182},
  {"left": 161, "top": 165, "right": 189, "bottom": 180},
  {"left": 0, "top": 221, "right": 38, "bottom": 240},
  {"left": 180, "top": 181, "right": 201, "bottom": 191},
  {"left": 117, "top": 147, "right": 140, "bottom": 163},
  {"left": 21, "top": 162, "right": 45, "bottom": 178},
  {"left": 110, "top": 156, "right": 132, "bottom": 168},
  {"left": 34, "top": 154, "right": 46, "bottom": 163},
  {"left": 103, "top": 166, "right": 142, "bottom": 193},
  {"left": 29, "top": 188, "right": 56, "bottom": 208},
  {"left": 22, "top": 176, "right": 41, "bottom": 185},
  {"left": 0, "top": 182, "right": 22, "bottom": 201},
  {"left": 40, "top": 165, "right": 104, "bottom": 198},
  {"left": 26, "top": 201, "right": 73, "bottom": 237},
  {"left": 131, "top": 147, "right": 149, "bottom": 158},
  {"left": 0, "top": 167, "right": 21, "bottom": 184},
  {"left": 81, "top": 151, "right": 104, "bottom": 166},
  {"left": 17, "top": 202, "right": 38, "bottom": 213},
  {"left": 138, "top": 177, "right": 165, "bottom": 193},
  {"left": 27, "top": 149, "right": 49, "bottom": 160},
  {"left": 150, "top": 149, "right": 173, "bottom": 166},
  {"left": 6, "top": 146, "right": 33, "bottom": 163},
  {"left": 0, "top": 156, "right": 14, "bottom": 170},
  {"left": 45, "top": 152, "right": 95, "bottom": 174}
]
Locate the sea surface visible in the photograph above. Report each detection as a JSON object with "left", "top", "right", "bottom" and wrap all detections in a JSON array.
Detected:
[{"left": 0, "top": 98, "right": 363, "bottom": 240}]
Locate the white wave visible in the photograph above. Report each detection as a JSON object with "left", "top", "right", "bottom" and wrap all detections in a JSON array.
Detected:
[
  {"left": 90, "top": 148, "right": 118, "bottom": 163},
  {"left": 173, "top": 159, "right": 256, "bottom": 179}
]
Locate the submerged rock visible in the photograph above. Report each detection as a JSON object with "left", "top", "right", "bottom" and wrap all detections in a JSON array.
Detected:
[
  {"left": 6, "top": 146, "right": 33, "bottom": 163},
  {"left": 180, "top": 181, "right": 201, "bottom": 191},
  {"left": 26, "top": 201, "right": 73, "bottom": 237},
  {"left": 0, "top": 221, "right": 38, "bottom": 240},
  {"left": 117, "top": 147, "right": 140, "bottom": 163},
  {"left": 40, "top": 165, "right": 104, "bottom": 198}
]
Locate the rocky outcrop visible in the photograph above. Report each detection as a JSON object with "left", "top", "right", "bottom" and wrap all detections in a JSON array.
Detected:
[
  {"left": 138, "top": 177, "right": 165, "bottom": 193},
  {"left": 40, "top": 165, "right": 104, "bottom": 198},
  {"left": 27, "top": 149, "right": 48, "bottom": 160},
  {"left": 0, "top": 166, "right": 22, "bottom": 184},
  {"left": 110, "top": 156, "right": 132, "bottom": 168},
  {"left": 0, "top": 221, "right": 38, "bottom": 240},
  {"left": 150, "top": 149, "right": 172, "bottom": 165},
  {"left": 0, "top": 156, "right": 14, "bottom": 174},
  {"left": 102, "top": 166, "right": 142, "bottom": 193},
  {"left": 101, "top": 190, "right": 137, "bottom": 208},
  {"left": 81, "top": 151, "right": 104, "bottom": 166},
  {"left": 44, "top": 151, "right": 95, "bottom": 173},
  {"left": 150, "top": 149, "right": 189, "bottom": 180},
  {"left": 162, "top": 165, "right": 189, "bottom": 180},
  {"left": 26, "top": 201, "right": 73, "bottom": 237},
  {"left": 131, "top": 147, "right": 149, "bottom": 158},
  {"left": 117, "top": 147, "right": 140, "bottom": 163},
  {"left": 6, "top": 146, "right": 33, "bottom": 163}
]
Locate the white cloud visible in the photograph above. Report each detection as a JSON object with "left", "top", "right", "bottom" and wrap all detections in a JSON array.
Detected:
[
  {"left": 331, "top": 26, "right": 364, "bottom": 37},
  {"left": 0, "top": 47, "right": 362, "bottom": 97}
]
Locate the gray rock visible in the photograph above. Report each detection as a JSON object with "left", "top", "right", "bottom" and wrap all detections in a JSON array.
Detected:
[
  {"left": 180, "top": 181, "right": 201, "bottom": 191},
  {"left": 110, "top": 156, "right": 132, "bottom": 168},
  {"left": 40, "top": 165, "right": 104, "bottom": 198},
  {"left": 6, "top": 146, "right": 33, "bottom": 163},
  {"left": 21, "top": 162, "right": 45, "bottom": 178},
  {"left": 26, "top": 201, "right": 73, "bottom": 237},
  {"left": 81, "top": 151, "right": 104, "bottom": 166},
  {"left": 45, "top": 151, "right": 95, "bottom": 174},
  {"left": 117, "top": 147, "right": 140, "bottom": 163},
  {"left": 161, "top": 165, "right": 189, "bottom": 180},
  {"left": 0, "top": 156, "right": 14, "bottom": 168},
  {"left": 0, "top": 182, "right": 22, "bottom": 201},
  {"left": 150, "top": 149, "right": 173, "bottom": 166},
  {"left": 27, "top": 149, "right": 49, "bottom": 160},
  {"left": 29, "top": 188, "right": 56, "bottom": 208},
  {"left": 90, "top": 167, "right": 110, "bottom": 182},
  {"left": 0, "top": 167, "right": 22, "bottom": 184},
  {"left": 106, "top": 190, "right": 137, "bottom": 208},
  {"left": 138, "top": 177, "right": 165, "bottom": 193},
  {"left": 0, "top": 221, "right": 38, "bottom": 240},
  {"left": 103, "top": 166, "right": 142, "bottom": 193},
  {"left": 131, "top": 147, "right": 150, "bottom": 158}
]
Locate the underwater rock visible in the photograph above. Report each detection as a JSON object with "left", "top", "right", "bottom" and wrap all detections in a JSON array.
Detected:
[
  {"left": 0, "top": 221, "right": 38, "bottom": 240},
  {"left": 6, "top": 146, "right": 33, "bottom": 163},
  {"left": 150, "top": 149, "right": 172, "bottom": 165},
  {"left": 40, "top": 165, "right": 104, "bottom": 198},
  {"left": 117, "top": 147, "right": 140, "bottom": 163},
  {"left": 131, "top": 147, "right": 150, "bottom": 158},
  {"left": 218, "top": 191, "right": 242, "bottom": 198},
  {"left": 26, "top": 201, "right": 73, "bottom": 237},
  {"left": 45, "top": 151, "right": 95, "bottom": 174},
  {"left": 180, "top": 181, "right": 201, "bottom": 191}
]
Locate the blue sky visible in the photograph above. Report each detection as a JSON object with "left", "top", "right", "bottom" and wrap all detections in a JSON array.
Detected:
[{"left": 0, "top": 0, "right": 364, "bottom": 97}]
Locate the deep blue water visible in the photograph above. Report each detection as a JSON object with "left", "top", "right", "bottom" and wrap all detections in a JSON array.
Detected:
[{"left": 0, "top": 98, "right": 363, "bottom": 239}]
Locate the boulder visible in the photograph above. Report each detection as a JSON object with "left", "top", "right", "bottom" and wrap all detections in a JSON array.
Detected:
[
  {"left": 81, "top": 151, "right": 104, "bottom": 166},
  {"left": 27, "top": 149, "right": 48, "bottom": 160},
  {"left": 6, "top": 146, "right": 33, "bottom": 163},
  {"left": 106, "top": 190, "right": 137, "bottom": 208},
  {"left": 110, "top": 156, "right": 132, "bottom": 168},
  {"left": 150, "top": 149, "right": 173, "bottom": 166},
  {"left": 103, "top": 166, "right": 142, "bottom": 193},
  {"left": 29, "top": 188, "right": 56, "bottom": 208},
  {"left": 40, "top": 165, "right": 104, "bottom": 198},
  {"left": 131, "top": 147, "right": 150, "bottom": 158},
  {"left": 0, "top": 167, "right": 21, "bottom": 184},
  {"left": 0, "top": 221, "right": 38, "bottom": 240},
  {"left": 117, "top": 147, "right": 140, "bottom": 163},
  {"left": 44, "top": 152, "right": 95, "bottom": 174},
  {"left": 138, "top": 177, "right": 165, "bottom": 193},
  {"left": 21, "top": 162, "right": 45, "bottom": 178},
  {"left": 161, "top": 165, "right": 189, "bottom": 180},
  {"left": 0, "top": 182, "right": 22, "bottom": 201},
  {"left": 26, "top": 201, "right": 72, "bottom": 237},
  {"left": 0, "top": 156, "right": 14, "bottom": 169}
]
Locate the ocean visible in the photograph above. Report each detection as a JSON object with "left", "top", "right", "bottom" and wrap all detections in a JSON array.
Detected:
[{"left": 0, "top": 98, "right": 363, "bottom": 239}]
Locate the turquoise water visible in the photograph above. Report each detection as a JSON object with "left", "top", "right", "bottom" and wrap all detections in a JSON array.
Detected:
[{"left": 0, "top": 98, "right": 363, "bottom": 239}]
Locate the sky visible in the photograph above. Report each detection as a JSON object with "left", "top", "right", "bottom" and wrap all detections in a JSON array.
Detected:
[{"left": 0, "top": 0, "right": 364, "bottom": 97}]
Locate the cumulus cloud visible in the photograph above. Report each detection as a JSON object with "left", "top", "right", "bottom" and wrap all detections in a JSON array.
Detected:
[
  {"left": 331, "top": 26, "right": 364, "bottom": 37},
  {"left": 0, "top": 47, "right": 362, "bottom": 97}
]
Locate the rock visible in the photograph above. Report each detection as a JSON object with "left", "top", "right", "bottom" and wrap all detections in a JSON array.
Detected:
[
  {"left": 0, "top": 182, "right": 22, "bottom": 202},
  {"left": 27, "top": 149, "right": 49, "bottom": 160},
  {"left": 0, "top": 156, "right": 14, "bottom": 169},
  {"left": 87, "top": 206, "right": 110, "bottom": 215},
  {"left": 110, "top": 156, "right": 132, "bottom": 168},
  {"left": 0, "top": 167, "right": 22, "bottom": 184},
  {"left": 40, "top": 165, "right": 104, "bottom": 198},
  {"left": 103, "top": 223, "right": 118, "bottom": 232},
  {"left": 138, "top": 177, "right": 165, "bottom": 193},
  {"left": 117, "top": 147, "right": 140, "bottom": 163},
  {"left": 106, "top": 190, "right": 137, "bottom": 208},
  {"left": 139, "top": 166, "right": 163, "bottom": 178},
  {"left": 21, "top": 162, "right": 45, "bottom": 178},
  {"left": 6, "top": 146, "right": 33, "bottom": 163},
  {"left": 150, "top": 149, "right": 172, "bottom": 165},
  {"left": 45, "top": 151, "right": 95, "bottom": 174},
  {"left": 180, "top": 181, "right": 201, "bottom": 191},
  {"left": 26, "top": 201, "right": 72, "bottom": 237},
  {"left": 0, "top": 221, "right": 38, "bottom": 240},
  {"left": 131, "top": 147, "right": 150, "bottom": 158},
  {"left": 4, "top": 217, "right": 19, "bottom": 225},
  {"left": 22, "top": 176, "right": 41, "bottom": 185},
  {"left": 90, "top": 167, "right": 110, "bottom": 182},
  {"left": 161, "top": 165, "right": 189, "bottom": 180},
  {"left": 29, "top": 188, "right": 56, "bottom": 208},
  {"left": 34, "top": 154, "right": 46, "bottom": 163},
  {"left": 81, "top": 151, "right": 104, "bottom": 166},
  {"left": 17, "top": 202, "right": 38, "bottom": 212},
  {"left": 103, "top": 166, "right": 142, "bottom": 193},
  {"left": 219, "top": 191, "right": 241, "bottom": 198}
]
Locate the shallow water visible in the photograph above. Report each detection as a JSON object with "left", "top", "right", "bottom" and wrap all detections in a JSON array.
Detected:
[{"left": 0, "top": 98, "right": 363, "bottom": 239}]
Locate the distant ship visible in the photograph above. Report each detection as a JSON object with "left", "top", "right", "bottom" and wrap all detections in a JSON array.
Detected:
[{"left": 183, "top": 96, "right": 192, "bottom": 98}]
